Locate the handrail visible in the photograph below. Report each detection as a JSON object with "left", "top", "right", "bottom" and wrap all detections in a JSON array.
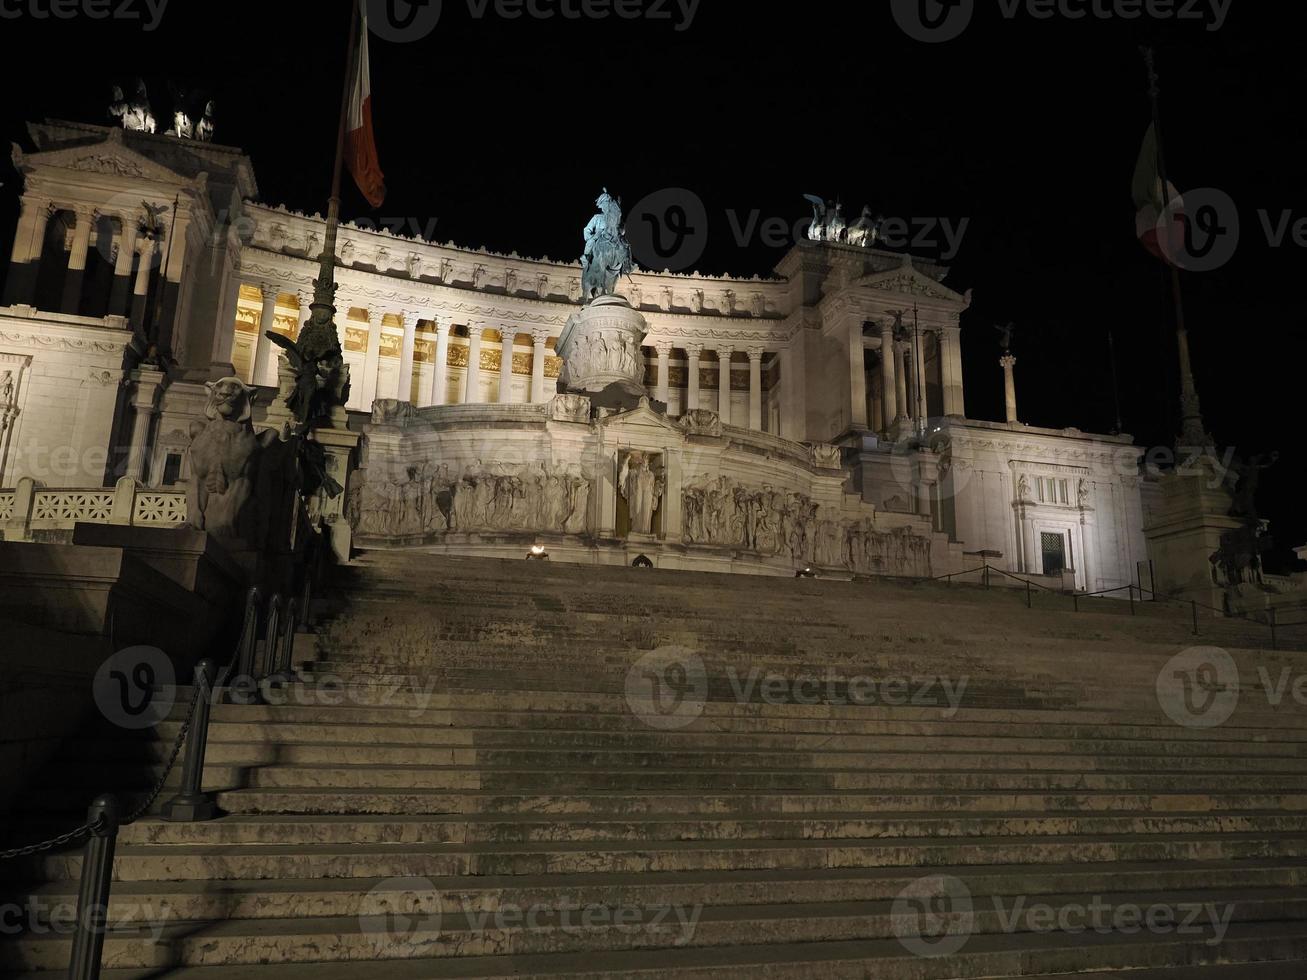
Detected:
[{"left": 909, "top": 561, "right": 1304, "bottom": 649}]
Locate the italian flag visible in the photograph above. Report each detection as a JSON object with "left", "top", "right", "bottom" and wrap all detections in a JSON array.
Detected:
[
  {"left": 347, "top": 0, "right": 386, "bottom": 208},
  {"left": 1131, "top": 123, "right": 1183, "bottom": 265}
]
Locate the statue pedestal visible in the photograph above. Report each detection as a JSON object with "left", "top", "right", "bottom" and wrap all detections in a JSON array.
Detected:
[
  {"left": 313, "top": 425, "right": 362, "bottom": 564},
  {"left": 556, "top": 295, "right": 649, "bottom": 395},
  {"left": 1143, "top": 455, "right": 1242, "bottom": 613}
]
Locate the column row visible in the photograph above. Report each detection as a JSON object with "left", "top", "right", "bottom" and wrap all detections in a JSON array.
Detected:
[
  {"left": 652, "top": 343, "right": 768, "bottom": 432},
  {"left": 240, "top": 295, "right": 559, "bottom": 409},
  {"left": 4, "top": 197, "right": 163, "bottom": 327}
]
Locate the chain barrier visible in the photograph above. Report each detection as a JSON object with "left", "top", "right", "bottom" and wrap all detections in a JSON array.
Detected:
[{"left": 0, "top": 672, "right": 206, "bottom": 861}]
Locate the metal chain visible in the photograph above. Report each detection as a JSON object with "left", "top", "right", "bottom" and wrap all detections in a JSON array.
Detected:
[
  {"left": 0, "top": 674, "right": 207, "bottom": 860},
  {"left": 0, "top": 818, "right": 104, "bottom": 861},
  {"left": 122, "top": 678, "right": 205, "bottom": 825}
]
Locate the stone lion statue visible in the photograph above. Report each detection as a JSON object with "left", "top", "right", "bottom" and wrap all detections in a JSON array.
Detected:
[{"left": 186, "top": 378, "right": 287, "bottom": 546}]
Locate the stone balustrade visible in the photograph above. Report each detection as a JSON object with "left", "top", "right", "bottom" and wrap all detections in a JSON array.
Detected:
[{"left": 0, "top": 476, "right": 186, "bottom": 542}]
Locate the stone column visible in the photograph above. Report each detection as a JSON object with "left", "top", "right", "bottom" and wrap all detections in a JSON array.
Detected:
[
  {"left": 498, "top": 328, "right": 516, "bottom": 404},
  {"left": 430, "top": 319, "right": 451, "bottom": 406},
  {"left": 1001, "top": 354, "right": 1018, "bottom": 424},
  {"left": 747, "top": 348, "right": 764, "bottom": 431},
  {"left": 124, "top": 368, "right": 165, "bottom": 483},
  {"left": 1079, "top": 508, "right": 1097, "bottom": 593},
  {"left": 531, "top": 328, "right": 552, "bottom": 403},
  {"left": 685, "top": 344, "right": 703, "bottom": 411},
  {"left": 296, "top": 290, "right": 313, "bottom": 339},
  {"left": 847, "top": 320, "right": 868, "bottom": 430},
  {"left": 778, "top": 342, "right": 806, "bottom": 441},
  {"left": 250, "top": 284, "right": 280, "bottom": 386},
  {"left": 464, "top": 324, "right": 485, "bottom": 403},
  {"left": 109, "top": 216, "right": 139, "bottom": 316},
  {"left": 362, "top": 309, "right": 385, "bottom": 407},
  {"left": 940, "top": 324, "right": 965, "bottom": 417},
  {"left": 397, "top": 310, "right": 418, "bottom": 403},
  {"left": 61, "top": 206, "right": 96, "bottom": 314},
  {"left": 129, "top": 237, "right": 156, "bottom": 333},
  {"left": 716, "top": 348, "right": 732, "bottom": 420},
  {"left": 879, "top": 322, "right": 898, "bottom": 433},
  {"left": 3, "top": 197, "right": 52, "bottom": 306},
  {"left": 654, "top": 343, "right": 671, "bottom": 406},
  {"left": 894, "top": 341, "right": 910, "bottom": 425}
]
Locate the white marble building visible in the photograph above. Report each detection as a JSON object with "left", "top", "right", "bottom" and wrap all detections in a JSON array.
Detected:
[{"left": 0, "top": 119, "right": 1148, "bottom": 587}]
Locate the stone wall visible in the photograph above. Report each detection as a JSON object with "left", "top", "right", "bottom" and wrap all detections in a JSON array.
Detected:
[{"left": 349, "top": 397, "right": 956, "bottom": 578}]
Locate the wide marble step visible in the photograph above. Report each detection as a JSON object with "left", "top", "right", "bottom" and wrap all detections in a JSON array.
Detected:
[
  {"left": 8, "top": 887, "right": 1307, "bottom": 970},
  {"left": 65, "top": 730, "right": 1307, "bottom": 768},
  {"left": 24, "top": 832, "right": 1307, "bottom": 883},
  {"left": 19, "top": 916, "right": 1307, "bottom": 979},
  {"left": 18, "top": 858, "right": 1307, "bottom": 924}
]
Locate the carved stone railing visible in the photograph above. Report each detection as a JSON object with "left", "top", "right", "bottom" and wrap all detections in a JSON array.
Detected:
[{"left": 0, "top": 477, "right": 187, "bottom": 542}]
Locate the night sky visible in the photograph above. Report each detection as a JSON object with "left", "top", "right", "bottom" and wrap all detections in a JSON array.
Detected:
[{"left": 1, "top": 1, "right": 1302, "bottom": 568}]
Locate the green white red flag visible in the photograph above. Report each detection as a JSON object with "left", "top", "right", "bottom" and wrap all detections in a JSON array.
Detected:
[
  {"left": 346, "top": 0, "right": 386, "bottom": 208},
  {"left": 1132, "top": 123, "right": 1184, "bottom": 265}
]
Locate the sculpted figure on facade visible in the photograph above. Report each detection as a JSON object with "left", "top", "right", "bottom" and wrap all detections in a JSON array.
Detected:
[
  {"left": 680, "top": 409, "right": 722, "bottom": 438},
  {"left": 846, "top": 206, "right": 883, "bottom": 247},
  {"left": 109, "top": 79, "right": 156, "bottom": 133},
  {"left": 194, "top": 101, "right": 216, "bottom": 142},
  {"left": 354, "top": 460, "right": 595, "bottom": 538},
  {"left": 185, "top": 378, "right": 288, "bottom": 546},
  {"left": 681, "top": 474, "right": 930, "bottom": 576},
  {"left": 581, "top": 189, "right": 635, "bottom": 301},
  {"left": 620, "top": 451, "right": 664, "bottom": 535},
  {"left": 805, "top": 195, "right": 885, "bottom": 249},
  {"left": 550, "top": 393, "right": 592, "bottom": 423}
]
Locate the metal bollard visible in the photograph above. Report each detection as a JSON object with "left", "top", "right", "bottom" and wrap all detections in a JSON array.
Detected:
[
  {"left": 227, "top": 587, "right": 262, "bottom": 705},
  {"left": 68, "top": 794, "right": 121, "bottom": 980},
  {"left": 1128, "top": 584, "right": 1136, "bottom": 616},
  {"left": 161, "top": 661, "right": 218, "bottom": 822},
  {"left": 1191, "top": 600, "right": 1199, "bottom": 637},
  {"left": 1270, "top": 608, "right": 1278, "bottom": 651},
  {"left": 265, "top": 598, "right": 299, "bottom": 685},
  {"left": 1025, "top": 580, "right": 1032, "bottom": 609}
]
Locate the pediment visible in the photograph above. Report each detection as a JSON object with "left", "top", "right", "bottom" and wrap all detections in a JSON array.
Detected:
[
  {"left": 17, "top": 136, "right": 189, "bottom": 187},
  {"left": 600, "top": 398, "right": 685, "bottom": 434},
  {"left": 852, "top": 263, "right": 969, "bottom": 307}
]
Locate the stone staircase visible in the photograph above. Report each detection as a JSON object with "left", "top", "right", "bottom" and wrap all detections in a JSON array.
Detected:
[{"left": 5, "top": 552, "right": 1307, "bottom": 977}]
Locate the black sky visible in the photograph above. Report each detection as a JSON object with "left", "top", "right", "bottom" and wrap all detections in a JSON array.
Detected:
[{"left": 2, "top": 1, "right": 1303, "bottom": 568}]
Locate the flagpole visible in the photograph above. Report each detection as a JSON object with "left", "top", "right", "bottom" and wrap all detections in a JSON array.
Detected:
[
  {"left": 1141, "top": 46, "right": 1210, "bottom": 450},
  {"left": 311, "top": 0, "right": 362, "bottom": 337}
]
